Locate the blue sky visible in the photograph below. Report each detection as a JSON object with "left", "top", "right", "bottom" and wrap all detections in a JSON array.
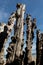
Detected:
[
  {"left": 0, "top": 0, "right": 43, "bottom": 55},
  {"left": 0, "top": 0, "right": 43, "bottom": 31}
]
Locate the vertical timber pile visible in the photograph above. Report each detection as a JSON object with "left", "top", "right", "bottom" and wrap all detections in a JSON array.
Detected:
[
  {"left": 15, "top": 3, "right": 25, "bottom": 58},
  {"left": 15, "top": 3, "right": 25, "bottom": 65},
  {"left": 6, "top": 3, "right": 25, "bottom": 65},
  {"left": 36, "top": 30, "right": 43, "bottom": 65},
  {"left": 19, "top": 4, "right": 25, "bottom": 65},
  {"left": 6, "top": 3, "right": 22, "bottom": 64},
  {"left": 40, "top": 33, "right": 43, "bottom": 65},
  {"left": 25, "top": 14, "right": 36, "bottom": 65},
  {"left": 36, "top": 30, "right": 41, "bottom": 65},
  {"left": 25, "top": 14, "right": 32, "bottom": 65},
  {"left": 0, "top": 23, "right": 6, "bottom": 65},
  {"left": 0, "top": 12, "right": 16, "bottom": 65}
]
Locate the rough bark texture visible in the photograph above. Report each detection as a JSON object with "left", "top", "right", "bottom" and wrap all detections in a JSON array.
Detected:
[
  {"left": 1, "top": 3, "right": 43, "bottom": 65},
  {"left": 24, "top": 14, "right": 36, "bottom": 65},
  {"left": 0, "top": 11, "right": 16, "bottom": 65},
  {"left": 36, "top": 30, "right": 43, "bottom": 65}
]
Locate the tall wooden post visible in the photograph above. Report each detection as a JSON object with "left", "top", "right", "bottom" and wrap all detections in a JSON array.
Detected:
[
  {"left": 40, "top": 33, "right": 43, "bottom": 65},
  {"left": 15, "top": 3, "right": 25, "bottom": 58},
  {"left": 25, "top": 14, "right": 32, "bottom": 65},
  {"left": 25, "top": 14, "right": 36, "bottom": 65},
  {"left": 36, "top": 30, "right": 43, "bottom": 65},
  {"left": 0, "top": 12, "right": 16, "bottom": 65},
  {"left": 6, "top": 3, "right": 24, "bottom": 65}
]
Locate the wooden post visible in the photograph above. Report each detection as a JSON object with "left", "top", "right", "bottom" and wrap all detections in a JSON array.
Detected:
[
  {"left": 25, "top": 14, "right": 36, "bottom": 65},
  {"left": 36, "top": 30, "right": 43, "bottom": 65},
  {"left": 0, "top": 12, "right": 16, "bottom": 65}
]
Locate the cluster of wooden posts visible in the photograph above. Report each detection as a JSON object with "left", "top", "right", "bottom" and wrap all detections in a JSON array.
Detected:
[{"left": 0, "top": 3, "right": 43, "bottom": 65}]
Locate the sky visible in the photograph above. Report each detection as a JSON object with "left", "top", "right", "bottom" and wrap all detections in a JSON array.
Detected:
[{"left": 0, "top": 0, "right": 43, "bottom": 55}]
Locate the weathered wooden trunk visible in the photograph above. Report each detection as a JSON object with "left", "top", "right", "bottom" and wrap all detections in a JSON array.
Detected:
[
  {"left": 36, "top": 30, "right": 43, "bottom": 65},
  {"left": 0, "top": 11, "right": 16, "bottom": 65},
  {"left": 6, "top": 3, "right": 25, "bottom": 65},
  {"left": 24, "top": 14, "right": 36, "bottom": 65}
]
